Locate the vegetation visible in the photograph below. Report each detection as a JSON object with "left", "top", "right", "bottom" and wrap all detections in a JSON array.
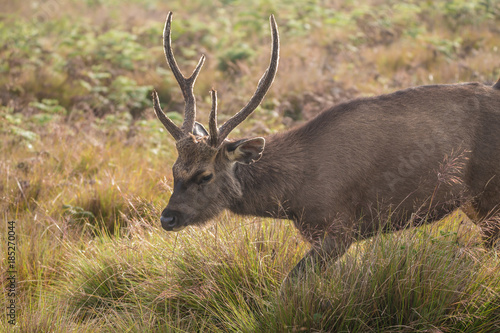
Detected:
[{"left": 1, "top": 0, "right": 500, "bottom": 331}]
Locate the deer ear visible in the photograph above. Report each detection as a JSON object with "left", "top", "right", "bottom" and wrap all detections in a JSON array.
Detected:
[
  {"left": 193, "top": 122, "right": 209, "bottom": 137},
  {"left": 225, "top": 137, "right": 265, "bottom": 164}
]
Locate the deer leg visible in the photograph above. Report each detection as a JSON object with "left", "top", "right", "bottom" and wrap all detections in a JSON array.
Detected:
[
  {"left": 481, "top": 218, "right": 500, "bottom": 248},
  {"left": 462, "top": 199, "right": 500, "bottom": 248},
  {"left": 284, "top": 230, "right": 354, "bottom": 285}
]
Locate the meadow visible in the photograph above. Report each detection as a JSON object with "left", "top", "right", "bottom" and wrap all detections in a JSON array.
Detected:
[{"left": 1, "top": 0, "right": 500, "bottom": 331}]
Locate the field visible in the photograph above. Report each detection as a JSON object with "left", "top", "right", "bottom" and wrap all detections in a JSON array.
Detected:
[{"left": 1, "top": 0, "right": 500, "bottom": 331}]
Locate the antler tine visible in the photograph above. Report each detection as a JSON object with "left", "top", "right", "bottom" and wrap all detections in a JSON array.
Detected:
[
  {"left": 164, "top": 11, "right": 205, "bottom": 134},
  {"left": 152, "top": 90, "right": 184, "bottom": 140},
  {"left": 208, "top": 89, "right": 218, "bottom": 146},
  {"left": 216, "top": 14, "right": 280, "bottom": 146}
]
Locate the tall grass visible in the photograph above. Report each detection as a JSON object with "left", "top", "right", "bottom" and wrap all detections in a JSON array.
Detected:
[{"left": 3, "top": 206, "right": 499, "bottom": 331}]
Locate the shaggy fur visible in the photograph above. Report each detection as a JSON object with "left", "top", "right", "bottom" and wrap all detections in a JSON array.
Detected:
[{"left": 161, "top": 80, "right": 500, "bottom": 279}]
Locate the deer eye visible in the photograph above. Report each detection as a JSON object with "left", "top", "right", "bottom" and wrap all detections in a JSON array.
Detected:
[{"left": 199, "top": 174, "right": 213, "bottom": 185}]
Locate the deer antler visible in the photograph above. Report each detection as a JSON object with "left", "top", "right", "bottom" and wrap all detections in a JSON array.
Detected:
[
  {"left": 208, "top": 89, "right": 218, "bottom": 146},
  {"left": 153, "top": 12, "right": 205, "bottom": 139},
  {"left": 154, "top": 13, "right": 279, "bottom": 145},
  {"left": 214, "top": 15, "right": 279, "bottom": 146},
  {"left": 152, "top": 90, "right": 184, "bottom": 140}
]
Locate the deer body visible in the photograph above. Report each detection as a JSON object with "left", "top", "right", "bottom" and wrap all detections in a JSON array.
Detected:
[
  {"left": 226, "top": 82, "right": 500, "bottom": 274},
  {"left": 153, "top": 13, "right": 500, "bottom": 280}
]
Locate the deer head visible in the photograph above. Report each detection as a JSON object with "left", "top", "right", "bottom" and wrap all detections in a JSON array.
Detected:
[{"left": 153, "top": 12, "right": 279, "bottom": 231}]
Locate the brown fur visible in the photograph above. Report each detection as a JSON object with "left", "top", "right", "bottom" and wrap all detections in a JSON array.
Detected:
[{"left": 160, "top": 80, "right": 500, "bottom": 280}]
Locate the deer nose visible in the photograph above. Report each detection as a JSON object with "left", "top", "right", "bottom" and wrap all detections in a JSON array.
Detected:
[
  {"left": 160, "top": 210, "right": 184, "bottom": 231},
  {"left": 160, "top": 215, "right": 175, "bottom": 228}
]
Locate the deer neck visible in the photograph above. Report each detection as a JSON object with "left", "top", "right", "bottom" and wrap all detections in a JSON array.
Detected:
[{"left": 229, "top": 132, "right": 304, "bottom": 219}]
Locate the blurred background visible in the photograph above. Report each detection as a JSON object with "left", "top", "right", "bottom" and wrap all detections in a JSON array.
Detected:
[{"left": 2, "top": 0, "right": 500, "bottom": 130}]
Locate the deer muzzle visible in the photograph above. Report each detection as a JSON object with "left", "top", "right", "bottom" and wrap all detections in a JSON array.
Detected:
[{"left": 160, "top": 210, "right": 185, "bottom": 231}]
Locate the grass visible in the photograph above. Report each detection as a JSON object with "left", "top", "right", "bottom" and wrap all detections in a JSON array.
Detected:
[{"left": 1, "top": 0, "right": 500, "bottom": 331}]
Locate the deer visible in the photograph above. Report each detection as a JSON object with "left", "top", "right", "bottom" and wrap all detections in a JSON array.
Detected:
[{"left": 152, "top": 12, "right": 500, "bottom": 282}]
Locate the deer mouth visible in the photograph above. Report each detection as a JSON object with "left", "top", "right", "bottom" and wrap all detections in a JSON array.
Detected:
[{"left": 171, "top": 225, "right": 186, "bottom": 231}]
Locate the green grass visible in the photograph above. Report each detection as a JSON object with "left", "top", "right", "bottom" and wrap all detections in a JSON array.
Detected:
[{"left": 1, "top": 0, "right": 500, "bottom": 331}]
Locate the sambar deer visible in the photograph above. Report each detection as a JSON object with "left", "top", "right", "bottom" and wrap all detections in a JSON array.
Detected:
[{"left": 153, "top": 12, "right": 500, "bottom": 280}]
